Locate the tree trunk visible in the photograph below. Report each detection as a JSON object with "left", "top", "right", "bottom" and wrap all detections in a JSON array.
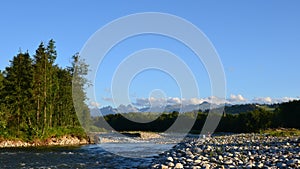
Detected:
[
  {"left": 36, "top": 83, "right": 40, "bottom": 129},
  {"left": 42, "top": 55, "right": 47, "bottom": 135}
]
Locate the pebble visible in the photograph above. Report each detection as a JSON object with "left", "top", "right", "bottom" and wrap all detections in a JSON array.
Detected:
[
  {"left": 150, "top": 134, "right": 300, "bottom": 169},
  {"left": 224, "top": 159, "right": 233, "bottom": 165},
  {"left": 174, "top": 163, "right": 183, "bottom": 168},
  {"left": 257, "top": 163, "right": 264, "bottom": 168},
  {"left": 194, "top": 159, "right": 201, "bottom": 164},
  {"left": 186, "top": 158, "right": 193, "bottom": 163},
  {"left": 166, "top": 157, "right": 173, "bottom": 162},
  {"left": 168, "top": 162, "right": 174, "bottom": 167},
  {"left": 159, "top": 164, "right": 168, "bottom": 169}
]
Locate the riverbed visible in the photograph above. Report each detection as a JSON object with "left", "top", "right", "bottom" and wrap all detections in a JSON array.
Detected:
[
  {"left": 0, "top": 132, "right": 181, "bottom": 169},
  {"left": 0, "top": 144, "right": 165, "bottom": 168},
  {"left": 1, "top": 133, "right": 299, "bottom": 168}
]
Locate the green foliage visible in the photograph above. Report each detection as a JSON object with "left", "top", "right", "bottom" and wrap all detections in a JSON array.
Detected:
[
  {"left": 0, "top": 72, "right": 7, "bottom": 134},
  {"left": 261, "top": 128, "right": 300, "bottom": 137},
  {"left": 0, "top": 70, "right": 4, "bottom": 90},
  {"left": 2, "top": 52, "right": 34, "bottom": 136},
  {"left": 71, "top": 53, "right": 91, "bottom": 132},
  {"left": 0, "top": 111, "right": 8, "bottom": 132},
  {"left": 0, "top": 40, "right": 88, "bottom": 141},
  {"left": 224, "top": 104, "right": 258, "bottom": 114},
  {"left": 89, "top": 125, "right": 107, "bottom": 132},
  {"left": 276, "top": 100, "right": 300, "bottom": 128},
  {"left": 91, "top": 101, "right": 299, "bottom": 133},
  {"left": 41, "top": 126, "right": 86, "bottom": 140},
  {"left": 93, "top": 112, "right": 179, "bottom": 132}
]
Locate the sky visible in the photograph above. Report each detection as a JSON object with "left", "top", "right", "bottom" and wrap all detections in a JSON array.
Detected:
[{"left": 1, "top": 1, "right": 300, "bottom": 107}]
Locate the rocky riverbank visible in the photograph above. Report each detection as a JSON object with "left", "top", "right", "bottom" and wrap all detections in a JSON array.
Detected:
[
  {"left": 89, "top": 131, "right": 162, "bottom": 143},
  {"left": 150, "top": 134, "right": 300, "bottom": 169},
  {"left": 0, "top": 135, "right": 89, "bottom": 148}
]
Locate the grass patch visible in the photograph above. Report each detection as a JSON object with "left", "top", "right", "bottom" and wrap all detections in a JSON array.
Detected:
[
  {"left": 256, "top": 105, "right": 275, "bottom": 111},
  {"left": 260, "top": 128, "right": 300, "bottom": 137},
  {"left": 42, "top": 126, "right": 87, "bottom": 140},
  {"left": 0, "top": 126, "right": 87, "bottom": 142},
  {"left": 88, "top": 125, "right": 107, "bottom": 132}
]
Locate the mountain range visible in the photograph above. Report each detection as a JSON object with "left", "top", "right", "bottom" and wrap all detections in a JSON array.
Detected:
[
  {"left": 91, "top": 101, "right": 227, "bottom": 116},
  {"left": 90, "top": 102, "right": 278, "bottom": 117}
]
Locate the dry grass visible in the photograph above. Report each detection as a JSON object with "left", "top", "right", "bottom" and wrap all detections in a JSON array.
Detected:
[{"left": 261, "top": 128, "right": 300, "bottom": 137}]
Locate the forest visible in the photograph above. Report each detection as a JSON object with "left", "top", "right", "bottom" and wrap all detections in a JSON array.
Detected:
[
  {"left": 92, "top": 100, "right": 300, "bottom": 133},
  {"left": 0, "top": 40, "right": 89, "bottom": 141}
]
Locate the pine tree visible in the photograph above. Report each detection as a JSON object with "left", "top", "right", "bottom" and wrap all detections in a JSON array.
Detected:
[
  {"left": 53, "top": 67, "right": 73, "bottom": 127},
  {"left": 0, "top": 70, "right": 4, "bottom": 100},
  {"left": 0, "top": 40, "right": 88, "bottom": 139},
  {"left": 46, "top": 39, "right": 57, "bottom": 128},
  {"left": 70, "top": 53, "right": 91, "bottom": 131},
  {"left": 2, "top": 52, "right": 33, "bottom": 136},
  {"left": 0, "top": 71, "right": 8, "bottom": 133},
  {"left": 33, "top": 42, "right": 49, "bottom": 134}
]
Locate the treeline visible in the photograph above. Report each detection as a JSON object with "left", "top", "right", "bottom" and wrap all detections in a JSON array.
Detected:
[
  {"left": 0, "top": 40, "right": 89, "bottom": 141},
  {"left": 92, "top": 100, "right": 300, "bottom": 133},
  {"left": 217, "top": 101, "right": 299, "bottom": 132}
]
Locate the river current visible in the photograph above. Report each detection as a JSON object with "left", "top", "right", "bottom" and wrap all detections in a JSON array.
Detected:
[
  {"left": 0, "top": 133, "right": 196, "bottom": 168},
  {"left": 0, "top": 144, "right": 162, "bottom": 168}
]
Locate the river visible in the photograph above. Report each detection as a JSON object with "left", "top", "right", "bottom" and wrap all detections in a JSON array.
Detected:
[
  {"left": 0, "top": 144, "right": 168, "bottom": 168},
  {"left": 0, "top": 133, "right": 193, "bottom": 168}
]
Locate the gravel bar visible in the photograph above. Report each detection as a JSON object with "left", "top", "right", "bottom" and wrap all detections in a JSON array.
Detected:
[{"left": 150, "top": 134, "right": 300, "bottom": 169}]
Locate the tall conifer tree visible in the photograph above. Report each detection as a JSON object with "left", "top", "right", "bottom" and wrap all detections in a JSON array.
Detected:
[{"left": 3, "top": 52, "right": 33, "bottom": 136}]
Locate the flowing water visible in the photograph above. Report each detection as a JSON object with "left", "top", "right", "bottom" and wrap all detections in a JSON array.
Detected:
[
  {"left": 0, "top": 144, "right": 166, "bottom": 168},
  {"left": 0, "top": 133, "right": 197, "bottom": 168}
]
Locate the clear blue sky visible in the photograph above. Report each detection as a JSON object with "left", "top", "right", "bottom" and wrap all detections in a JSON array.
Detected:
[{"left": 1, "top": 1, "right": 300, "bottom": 106}]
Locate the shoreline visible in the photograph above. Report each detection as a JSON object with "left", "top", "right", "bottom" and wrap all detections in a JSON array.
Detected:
[
  {"left": 1, "top": 129, "right": 299, "bottom": 148},
  {"left": 0, "top": 131, "right": 161, "bottom": 148},
  {"left": 0, "top": 135, "right": 90, "bottom": 148}
]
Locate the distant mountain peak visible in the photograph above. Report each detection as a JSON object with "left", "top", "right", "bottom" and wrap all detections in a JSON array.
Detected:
[{"left": 95, "top": 101, "right": 223, "bottom": 116}]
